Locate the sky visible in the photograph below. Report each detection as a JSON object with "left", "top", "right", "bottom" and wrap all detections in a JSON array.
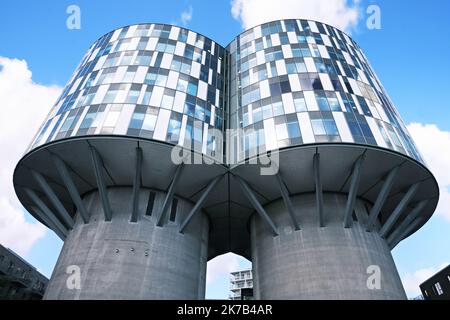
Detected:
[{"left": 0, "top": 0, "right": 449, "bottom": 299}]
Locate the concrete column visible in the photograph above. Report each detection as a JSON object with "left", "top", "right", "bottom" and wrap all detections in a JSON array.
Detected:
[
  {"left": 44, "top": 187, "right": 209, "bottom": 300},
  {"left": 251, "top": 193, "right": 406, "bottom": 300}
]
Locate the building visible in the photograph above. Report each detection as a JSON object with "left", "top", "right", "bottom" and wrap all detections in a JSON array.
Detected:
[
  {"left": 230, "top": 269, "right": 253, "bottom": 300},
  {"left": 12, "top": 19, "right": 439, "bottom": 299},
  {"left": 0, "top": 244, "right": 48, "bottom": 300},
  {"left": 420, "top": 265, "right": 450, "bottom": 300}
]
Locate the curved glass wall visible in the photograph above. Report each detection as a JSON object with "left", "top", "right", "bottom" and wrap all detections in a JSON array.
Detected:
[
  {"left": 29, "top": 24, "right": 226, "bottom": 161},
  {"left": 27, "top": 20, "right": 425, "bottom": 167},
  {"left": 227, "top": 19, "right": 424, "bottom": 164}
]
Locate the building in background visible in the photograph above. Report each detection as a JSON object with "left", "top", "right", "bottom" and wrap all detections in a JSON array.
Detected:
[
  {"left": 230, "top": 269, "right": 253, "bottom": 300},
  {"left": 420, "top": 265, "right": 450, "bottom": 300},
  {"left": 12, "top": 19, "right": 439, "bottom": 300},
  {"left": 0, "top": 245, "right": 48, "bottom": 300}
]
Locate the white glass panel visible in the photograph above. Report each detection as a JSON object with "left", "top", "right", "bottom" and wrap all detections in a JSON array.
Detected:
[
  {"left": 149, "top": 86, "right": 164, "bottom": 106},
  {"left": 282, "top": 93, "right": 296, "bottom": 114},
  {"left": 297, "top": 113, "right": 315, "bottom": 144},
  {"left": 259, "top": 80, "right": 270, "bottom": 99},
  {"left": 304, "top": 91, "right": 319, "bottom": 111},
  {"left": 153, "top": 109, "right": 171, "bottom": 141},
  {"left": 263, "top": 118, "right": 278, "bottom": 151},
  {"left": 333, "top": 112, "right": 354, "bottom": 143}
]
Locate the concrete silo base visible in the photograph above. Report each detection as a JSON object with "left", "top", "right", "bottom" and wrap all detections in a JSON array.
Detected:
[
  {"left": 44, "top": 187, "right": 209, "bottom": 300},
  {"left": 251, "top": 193, "right": 407, "bottom": 300}
]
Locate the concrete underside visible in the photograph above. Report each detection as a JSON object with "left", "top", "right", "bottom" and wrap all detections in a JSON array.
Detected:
[
  {"left": 251, "top": 193, "right": 407, "bottom": 300},
  {"left": 44, "top": 187, "right": 209, "bottom": 300}
]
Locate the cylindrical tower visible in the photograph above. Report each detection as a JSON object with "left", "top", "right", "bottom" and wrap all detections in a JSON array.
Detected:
[
  {"left": 13, "top": 23, "right": 229, "bottom": 299},
  {"left": 226, "top": 19, "right": 439, "bottom": 299}
]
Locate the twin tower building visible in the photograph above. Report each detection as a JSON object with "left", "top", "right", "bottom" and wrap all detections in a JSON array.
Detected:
[{"left": 13, "top": 19, "right": 439, "bottom": 299}]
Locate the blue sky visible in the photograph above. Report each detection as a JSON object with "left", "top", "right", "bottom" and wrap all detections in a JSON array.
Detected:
[{"left": 0, "top": 0, "right": 449, "bottom": 299}]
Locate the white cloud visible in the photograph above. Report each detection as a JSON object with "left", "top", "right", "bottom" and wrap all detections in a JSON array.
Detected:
[
  {"left": 206, "top": 252, "right": 241, "bottom": 285},
  {"left": 0, "top": 57, "right": 62, "bottom": 256},
  {"left": 402, "top": 263, "right": 449, "bottom": 298},
  {"left": 180, "top": 5, "right": 193, "bottom": 26},
  {"left": 407, "top": 123, "right": 450, "bottom": 222},
  {"left": 231, "top": 0, "right": 361, "bottom": 32}
]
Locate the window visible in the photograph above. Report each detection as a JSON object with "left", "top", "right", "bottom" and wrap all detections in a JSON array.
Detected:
[
  {"left": 177, "top": 75, "right": 189, "bottom": 93},
  {"left": 128, "top": 105, "right": 147, "bottom": 130},
  {"left": 195, "top": 101, "right": 206, "bottom": 121},
  {"left": 326, "top": 92, "right": 341, "bottom": 111},
  {"left": 155, "top": 70, "right": 168, "bottom": 87},
  {"left": 161, "top": 89, "right": 175, "bottom": 109},
  {"left": 103, "top": 53, "right": 121, "bottom": 68},
  {"left": 167, "top": 113, "right": 182, "bottom": 143},
  {"left": 141, "top": 87, "right": 152, "bottom": 105},
  {"left": 272, "top": 98, "right": 284, "bottom": 116},
  {"left": 311, "top": 112, "right": 340, "bottom": 141},
  {"left": 187, "top": 80, "right": 198, "bottom": 96},
  {"left": 299, "top": 74, "right": 323, "bottom": 90},
  {"left": 184, "top": 96, "right": 196, "bottom": 117},
  {"left": 134, "top": 51, "right": 152, "bottom": 66},
  {"left": 280, "top": 77, "right": 291, "bottom": 94},
  {"left": 145, "top": 68, "right": 158, "bottom": 85},
  {"left": 262, "top": 100, "right": 273, "bottom": 119},
  {"left": 253, "top": 106, "right": 263, "bottom": 123},
  {"left": 315, "top": 60, "right": 327, "bottom": 73},
  {"left": 123, "top": 66, "right": 138, "bottom": 83},
  {"left": 137, "top": 37, "right": 149, "bottom": 50},
  {"left": 242, "top": 84, "right": 260, "bottom": 106},
  {"left": 142, "top": 108, "right": 158, "bottom": 132},
  {"left": 78, "top": 106, "right": 98, "bottom": 130},
  {"left": 120, "top": 52, "right": 135, "bottom": 66},
  {"left": 435, "top": 282, "right": 443, "bottom": 296},
  {"left": 171, "top": 56, "right": 182, "bottom": 72},
  {"left": 180, "top": 60, "right": 191, "bottom": 75},
  {"left": 103, "top": 84, "right": 120, "bottom": 103},
  {"left": 125, "top": 84, "right": 141, "bottom": 103},
  {"left": 357, "top": 96, "right": 372, "bottom": 117},
  {"left": 315, "top": 92, "right": 330, "bottom": 111},
  {"left": 293, "top": 92, "right": 307, "bottom": 112},
  {"left": 269, "top": 81, "right": 281, "bottom": 97},
  {"left": 286, "top": 115, "right": 301, "bottom": 140},
  {"left": 178, "top": 29, "right": 188, "bottom": 42}
]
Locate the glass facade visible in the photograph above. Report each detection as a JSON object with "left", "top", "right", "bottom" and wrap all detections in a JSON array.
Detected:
[
  {"left": 29, "top": 24, "right": 226, "bottom": 161},
  {"left": 227, "top": 19, "right": 424, "bottom": 164},
  {"left": 28, "top": 20, "right": 424, "bottom": 165}
]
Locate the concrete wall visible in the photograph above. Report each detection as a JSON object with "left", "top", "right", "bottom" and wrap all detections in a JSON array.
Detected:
[
  {"left": 44, "top": 187, "right": 209, "bottom": 300},
  {"left": 251, "top": 193, "right": 406, "bottom": 300}
]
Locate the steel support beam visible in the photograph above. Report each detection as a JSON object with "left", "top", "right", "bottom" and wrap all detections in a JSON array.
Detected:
[
  {"left": 156, "top": 164, "right": 184, "bottom": 227},
  {"left": 379, "top": 182, "right": 421, "bottom": 238},
  {"left": 130, "top": 147, "right": 143, "bottom": 223},
  {"left": 179, "top": 175, "right": 222, "bottom": 233},
  {"left": 343, "top": 155, "right": 365, "bottom": 228},
  {"left": 389, "top": 217, "right": 423, "bottom": 250},
  {"left": 236, "top": 176, "right": 278, "bottom": 236},
  {"left": 387, "top": 199, "right": 428, "bottom": 247},
  {"left": 30, "top": 206, "right": 66, "bottom": 240},
  {"left": 313, "top": 153, "right": 324, "bottom": 227},
  {"left": 276, "top": 173, "right": 300, "bottom": 230},
  {"left": 89, "top": 146, "right": 112, "bottom": 221},
  {"left": 52, "top": 154, "right": 89, "bottom": 223},
  {"left": 31, "top": 170, "right": 74, "bottom": 229},
  {"left": 24, "top": 188, "right": 68, "bottom": 237},
  {"left": 366, "top": 166, "right": 400, "bottom": 231}
]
